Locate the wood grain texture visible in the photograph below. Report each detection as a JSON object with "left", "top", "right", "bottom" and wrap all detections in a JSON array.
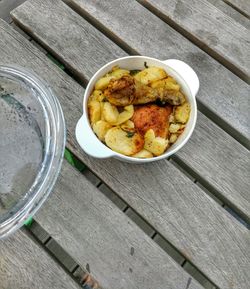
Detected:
[
  {"left": 10, "top": 0, "right": 250, "bottom": 220},
  {"left": 0, "top": 0, "right": 26, "bottom": 23},
  {"left": 11, "top": 0, "right": 126, "bottom": 82},
  {"left": 0, "top": 229, "right": 80, "bottom": 289},
  {"left": 141, "top": 0, "right": 250, "bottom": 81},
  {"left": 60, "top": 0, "right": 250, "bottom": 147},
  {"left": 65, "top": 139, "right": 250, "bottom": 289},
  {"left": 225, "top": 0, "right": 250, "bottom": 17},
  {"left": 207, "top": 0, "right": 250, "bottom": 29},
  {"left": 175, "top": 111, "right": 250, "bottom": 221},
  {"left": 1, "top": 18, "right": 249, "bottom": 289},
  {"left": 35, "top": 160, "right": 204, "bottom": 289}
]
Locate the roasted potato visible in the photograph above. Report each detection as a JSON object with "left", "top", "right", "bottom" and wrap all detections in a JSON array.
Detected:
[
  {"left": 150, "top": 77, "right": 180, "bottom": 91},
  {"left": 144, "top": 129, "right": 168, "bottom": 156},
  {"left": 109, "top": 68, "right": 130, "bottom": 78},
  {"left": 169, "top": 123, "right": 185, "bottom": 133},
  {"left": 88, "top": 100, "right": 101, "bottom": 125},
  {"left": 105, "top": 127, "right": 144, "bottom": 155},
  {"left": 89, "top": 90, "right": 105, "bottom": 102},
  {"left": 132, "top": 149, "right": 153, "bottom": 158},
  {"left": 132, "top": 104, "right": 172, "bottom": 138},
  {"left": 102, "top": 102, "right": 119, "bottom": 124},
  {"left": 134, "top": 67, "right": 167, "bottom": 85},
  {"left": 174, "top": 102, "right": 190, "bottom": 123},
  {"left": 121, "top": 120, "right": 135, "bottom": 132},
  {"left": 168, "top": 113, "right": 175, "bottom": 123},
  {"left": 93, "top": 120, "right": 112, "bottom": 141},
  {"left": 95, "top": 76, "right": 115, "bottom": 91},
  {"left": 116, "top": 105, "right": 134, "bottom": 125},
  {"left": 95, "top": 69, "right": 130, "bottom": 90},
  {"left": 169, "top": 133, "right": 178, "bottom": 143}
]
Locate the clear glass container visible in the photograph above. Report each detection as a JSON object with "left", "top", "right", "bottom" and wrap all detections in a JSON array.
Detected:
[{"left": 0, "top": 66, "right": 65, "bottom": 238}]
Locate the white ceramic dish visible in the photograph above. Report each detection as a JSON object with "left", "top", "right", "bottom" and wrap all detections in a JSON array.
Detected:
[{"left": 75, "top": 56, "right": 199, "bottom": 163}]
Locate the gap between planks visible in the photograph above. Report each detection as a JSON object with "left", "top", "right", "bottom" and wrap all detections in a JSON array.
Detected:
[
  {"left": 137, "top": 0, "right": 249, "bottom": 84},
  {"left": 26, "top": 222, "right": 101, "bottom": 289},
  {"left": 27, "top": 164, "right": 218, "bottom": 289},
  {"left": 223, "top": 0, "right": 250, "bottom": 19}
]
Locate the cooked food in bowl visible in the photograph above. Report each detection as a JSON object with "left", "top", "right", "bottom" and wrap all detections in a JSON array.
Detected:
[{"left": 87, "top": 65, "right": 190, "bottom": 158}]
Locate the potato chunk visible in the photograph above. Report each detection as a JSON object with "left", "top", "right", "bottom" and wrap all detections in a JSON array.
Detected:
[
  {"left": 116, "top": 105, "right": 134, "bottom": 125},
  {"left": 134, "top": 67, "right": 167, "bottom": 85},
  {"left": 150, "top": 77, "right": 180, "bottom": 91},
  {"left": 89, "top": 90, "right": 105, "bottom": 102},
  {"left": 109, "top": 68, "right": 130, "bottom": 78},
  {"left": 105, "top": 127, "right": 144, "bottom": 156},
  {"left": 174, "top": 102, "right": 190, "bottom": 124},
  {"left": 144, "top": 129, "right": 168, "bottom": 156},
  {"left": 169, "top": 133, "right": 178, "bottom": 143},
  {"left": 88, "top": 100, "right": 101, "bottom": 125},
  {"left": 132, "top": 149, "right": 153, "bottom": 158},
  {"left": 95, "top": 69, "right": 130, "bottom": 90},
  {"left": 169, "top": 123, "right": 182, "bottom": 133},
  {"left": 95, "top": 76, "right": 115, "bottom": 90},
  {"left": 93, "top": 120, "right": 112, "bottom": 141},
  {"left": 169, "top": 123, "right": 185, "bottom": 134},
  {"left": 121, "top": 120, "right": 135, "bottom": 132},
  {"left": 102, "top": 102, "right": 119, "bottom": 124}
]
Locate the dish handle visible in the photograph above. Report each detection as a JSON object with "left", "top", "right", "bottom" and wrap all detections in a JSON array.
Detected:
[
  {"left": 163, "top": 59, "right": 199, "bottom": 97},
  {"left": 75, "top": 115, "right": 115, "bottom": 159}
]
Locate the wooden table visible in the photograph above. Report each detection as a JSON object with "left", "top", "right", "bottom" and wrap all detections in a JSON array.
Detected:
[{"left": 0, "top": 0, "right": 249, "bottom": 288}]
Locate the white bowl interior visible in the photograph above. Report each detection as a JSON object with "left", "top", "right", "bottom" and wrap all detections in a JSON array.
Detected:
[{"left": 82, "top": 56, "right": 197, "bottom": 163}]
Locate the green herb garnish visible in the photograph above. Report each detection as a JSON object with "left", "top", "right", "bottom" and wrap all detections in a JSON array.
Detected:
[
  {"left": 130, "top": 69, "right": 141, "bottom": 76},
  {"left": 144, "top": 61, "right": 149, "bottom": 68},
  {"left": 126, "top": 131, "right": 135, "bottom": 138}
]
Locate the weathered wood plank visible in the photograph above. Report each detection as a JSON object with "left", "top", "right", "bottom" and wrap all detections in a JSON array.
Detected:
[
  {"left": 60, "top": 0, "right": 250, "bottom": 147},
  {"left": 224, "top": 0, "right": 250, "bottom": 17},
  {"left": 1, "top": 18, "right": 249, "bottom": 289},
  {"left": 141, "top": 0, "right": 250, "bottom": 81},
  {"left": 0, "top": 0, "right": 26, "bottom": 23},
  {"left": 12, "top": 0, "right": 126, "bottom": 82},
  {"left": 0, "top": 229, "right": 80, "bottom": 289},
  {"left": 207, "top": 0, "right": 250, "bottom": 29},
  {"left": 35, "top": 160, "right": 204, "bottom": 289},
  {"left": 175, "top": 111, "right": 250, "bottom": 221},
  {"left": 10, "top": 0, "right": 250, "bottom": 220},
  {"left": 66, "top": 141, "right": 250, "bottom": 289}
]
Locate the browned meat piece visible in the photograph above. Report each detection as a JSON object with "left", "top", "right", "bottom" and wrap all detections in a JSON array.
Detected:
[
  {"left": 104, "top": 75, "right": 135, "bottom": 106},
  {"left": 104, "top": 75, "right": 185, "bottom": 106},
  {"left": 132, "top": 104, "right": 173, "bottom": 138}
]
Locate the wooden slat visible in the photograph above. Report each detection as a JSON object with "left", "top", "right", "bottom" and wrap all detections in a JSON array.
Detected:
[
  {"left": 11, "top": 0, "right": 126, "bottom": 82},
  {"left": 10, "top": 0, "right": 250, "bottom": 221},
  {"left": 224, "top": 0, "right": 250, "bottom": 18},
  {"left": 0, "top": 0, "right": 26, "bottom": 23},
  {"left": 174, "top": 111, "right": 250, "bottom": 220},
  {"left": 1, "top": 17, "right": 249, "bottom": 289},
  {"left": 141, "top": 0, "right": 250, "bottom": 81},
  {"left": 0, "top": 229, "right": 80, "bottom": 289},
  {"left": 206, "top": 0, "right": 250, "bottom": 29},
  {"left": 34, "top": 160, "right": 204, "bottom": 289},
  {"left": 60, "top": 0, "right": 250, "bottom": 147}
]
